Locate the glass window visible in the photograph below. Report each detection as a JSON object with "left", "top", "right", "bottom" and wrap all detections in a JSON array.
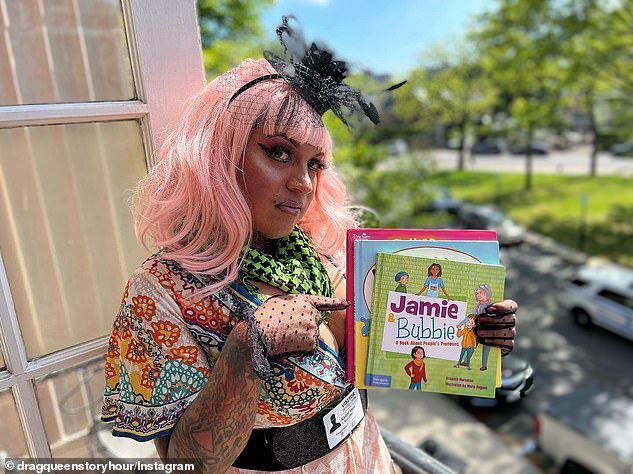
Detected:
[
  {"left": 0, "top": 0, "right": 135, "bottom": 106},
  {"left": 0, "top": 389, "right": 30, "bottom": 457},
  {"left": 35, "top": 358, "right": 157, "bottom": 459},
  {"left": 598, "top": 289, "right": 633, "bottom": 310},
  {"left": 1, "top": 342, "right": 5, "bottom": 370},
  {"left": 0, "top": 121, "right": 149, "bottom": 357}
]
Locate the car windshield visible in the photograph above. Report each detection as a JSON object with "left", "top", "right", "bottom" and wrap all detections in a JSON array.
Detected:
[{"left": 480, "top": 208, "right": 506, "bottom": 224}]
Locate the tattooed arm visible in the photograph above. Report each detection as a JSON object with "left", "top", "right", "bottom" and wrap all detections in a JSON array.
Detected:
[{"left": 155, "top": 321, "right": 262, "bottom": 473}]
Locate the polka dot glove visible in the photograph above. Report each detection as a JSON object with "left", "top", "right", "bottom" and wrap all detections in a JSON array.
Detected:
[{"left": 252, "top": 294, "right": 349, "bottom": 357}]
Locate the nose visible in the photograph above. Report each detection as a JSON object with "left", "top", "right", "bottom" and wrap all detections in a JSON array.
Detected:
[{"left": 288, "top": 166, "right": 314, "bottom": 194}]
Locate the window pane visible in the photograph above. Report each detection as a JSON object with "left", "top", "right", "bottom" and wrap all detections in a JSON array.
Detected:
[
  {"left": 570, "top": 278, "right": 588, "bottom": 287},
  {"left": 0, "top": 389, "right": 30, "bottom": 458},
  {"left": 0, "top": 0, "right": 135, "bottom": 105},
  {"left": 598, "top": 289, "right": 626, "bottom": 305},
  {"left": 0, "top": 121, "right": 149, "bottom": 357},
  {"left": 35, "top": 358, "right": 157, "bottom": 458}
]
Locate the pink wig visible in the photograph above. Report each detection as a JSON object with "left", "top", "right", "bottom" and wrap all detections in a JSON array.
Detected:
[{"left": 133, "top": 58, "right": 357, "bottom": 295}]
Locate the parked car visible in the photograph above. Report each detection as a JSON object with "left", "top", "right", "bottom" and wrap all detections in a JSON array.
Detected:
[
  {"left": 610, "top": 142, "right": 633, "bottom": 157},
  {"left": 558, "top": 260, "right": 633, "bottom": 342},
  {"left": 510, "top": 141, "right": 550, "bottom": 155},
  {"left": 534, "top": 388, "right": 633, "bottom": 474},
  {"left": 457, "top": 203, "right": 526, "bottom": 246},
  {"left": 425, "top": 186, "right": 462, "bottom": 215},
  {"left": 385, "top": 138, "right": 409, "bottom": 156},
  {"left": 471, "top": 138, "right": 503, "bottom": 155},
  {"left": 459, "top": 353, "right": 534, "bottom": 408}
]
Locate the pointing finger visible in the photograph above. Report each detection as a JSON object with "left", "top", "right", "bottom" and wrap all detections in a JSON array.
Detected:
[{"left": 308, "top": 295, "right": 351, "bottom": 312}]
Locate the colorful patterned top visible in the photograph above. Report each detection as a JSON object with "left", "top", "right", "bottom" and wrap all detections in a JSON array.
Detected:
[{"left": 101, "top": 255, "right": 348, "bottom": 441}]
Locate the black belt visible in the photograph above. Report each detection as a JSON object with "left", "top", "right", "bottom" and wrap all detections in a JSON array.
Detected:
[{"left": 233, "top": 388, "right": 368, "bottom": 471}]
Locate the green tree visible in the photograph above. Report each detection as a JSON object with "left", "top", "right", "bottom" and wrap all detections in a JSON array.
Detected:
[
  {"left": 472, "top": 0, "right": 565, "bottom": 190},
  {"left": 602, "top": 1, "right": 633, "bottom": 99},
  {"left": 389, "top": 68, "right": 432, "bottom": 147},
  {"left": 197, "top": 0, "right": 274, "bottom": 78},
  {"left": 325, "top": 79, "right": 440, "bottom": 228},
  {"left": 554, "top": 0, "right": 632, "bottom": 176},
  {"left": 422, "top": 58, "right": 497, "bottom": 170},
  {"left": 592, "top": 2, "right": 633, "bottom": 153}
]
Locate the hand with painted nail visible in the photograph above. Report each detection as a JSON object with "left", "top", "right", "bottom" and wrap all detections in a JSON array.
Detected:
[
  {"left": 474, "top": 299, "right": 518, "bottom": 356},
  {"left": 253, "top": 294, "right": 349, "bottom": 357}
]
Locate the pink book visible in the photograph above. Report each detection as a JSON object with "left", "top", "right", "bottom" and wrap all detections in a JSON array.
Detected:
[{"left": 345, "top": 229, "right": 498, "bottom": 383}]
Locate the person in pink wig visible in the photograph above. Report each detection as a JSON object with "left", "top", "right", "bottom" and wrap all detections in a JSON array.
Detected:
[{"left": 101, "top": 17, "right": 517, "bottom": 473}]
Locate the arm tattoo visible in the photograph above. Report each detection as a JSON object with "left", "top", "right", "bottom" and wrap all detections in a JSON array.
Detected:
[{"left": 167, "top": 323, "right": 262, "bottom": 473}]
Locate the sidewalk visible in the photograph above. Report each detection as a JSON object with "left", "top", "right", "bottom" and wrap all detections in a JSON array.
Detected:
[
  {"left": 522, "top": 231, "right": 588, "bottom": 265},
  {"left": 369, "top": 390, "right": 542, "bottom": 474}
]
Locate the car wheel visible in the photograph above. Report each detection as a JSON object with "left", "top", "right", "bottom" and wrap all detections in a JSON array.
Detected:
[{"left": 572, "top": 308, "right": 592, "bottom": 327}]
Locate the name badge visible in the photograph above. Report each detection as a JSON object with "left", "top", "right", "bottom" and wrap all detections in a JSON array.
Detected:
[{"left": 323, "top": 387, "right": 365, "bottom": 449}]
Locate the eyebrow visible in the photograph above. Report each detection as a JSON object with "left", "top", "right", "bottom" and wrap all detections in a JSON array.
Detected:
[
  {"left": 265, "top": 133, "right": 298, "bottom": 147},
  {"left": 265, "top": 133, "right": 325, "bottom": 159}
]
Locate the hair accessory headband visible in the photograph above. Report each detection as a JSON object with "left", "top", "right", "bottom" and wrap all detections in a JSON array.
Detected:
[{"left": 228, "top": 16, "right": 406, "bottom": 126}]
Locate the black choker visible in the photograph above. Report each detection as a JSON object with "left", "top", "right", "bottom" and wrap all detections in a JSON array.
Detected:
[{"left": 251, "top": 233, "right": 278, "bottom": 254}]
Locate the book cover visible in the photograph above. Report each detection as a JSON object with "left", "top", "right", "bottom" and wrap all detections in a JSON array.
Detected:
[
  {"left": 366, "top": 252, "right": 506, "bottom": 398},
  {"left": 345, "top": 229, "right": 498, "bottom": 382},
  {"left": 352, "top": 238, "right": 500, "bottom": 388}
]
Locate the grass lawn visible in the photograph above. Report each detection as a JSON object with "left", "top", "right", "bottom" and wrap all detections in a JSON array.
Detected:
[{"left": 424, "top": 171, "right": 633, "bottom": 268}]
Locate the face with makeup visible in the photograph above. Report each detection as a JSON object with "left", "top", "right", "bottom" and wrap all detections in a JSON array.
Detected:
[{"left": 241, "top": 127, "right": 327, "bottom": 239}]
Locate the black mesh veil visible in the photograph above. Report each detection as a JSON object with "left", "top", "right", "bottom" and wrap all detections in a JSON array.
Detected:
[{"left": 222, "top": 16, "right": 405, "bottom": 128}]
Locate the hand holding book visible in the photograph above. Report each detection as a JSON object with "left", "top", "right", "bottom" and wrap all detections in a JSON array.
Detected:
[
  {"left": 344, "top": 228, "right": 514, "bottom": 394},
  {"left": 474, "top": 300, "right": 518, "bottom": 356}
]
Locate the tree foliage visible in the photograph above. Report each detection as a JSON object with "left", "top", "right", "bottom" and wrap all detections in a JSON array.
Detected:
[
  {"left": 197, "top": 0, "right": 274, "bottom": 78},
  {"left": 471, "top": 0, "right": 566, "bottom": 190},
  {"left": 407, "top": 50, "right": 498, "bottom": 170},
  {"left": 471, "top": 0, "right": 633, "bottom": 181},
  {"left": 324, "top": 88, "right": 441, "bottom": 228},
  {"left": 197, "top": 0, "right": 272, "bottom": 47}
]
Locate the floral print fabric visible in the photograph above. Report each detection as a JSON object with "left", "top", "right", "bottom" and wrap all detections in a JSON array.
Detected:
[{"left": 101, "top": 255, "right": 347, "bottom": 440}]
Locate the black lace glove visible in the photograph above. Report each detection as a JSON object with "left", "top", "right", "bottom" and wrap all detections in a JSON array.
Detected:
[{"left": 475, "top": 300, "right": 518, "bottom": 356}]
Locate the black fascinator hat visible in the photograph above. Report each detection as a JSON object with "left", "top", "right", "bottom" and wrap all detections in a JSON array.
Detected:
[{"left": 227, "top": 16, "right": 405, "bottom": 127}]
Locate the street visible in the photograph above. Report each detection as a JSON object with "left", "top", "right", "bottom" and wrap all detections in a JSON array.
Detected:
[
  {"left": 455, "top": 240, "right": 633, "bottom": 472},
  {"left": 429, "top": 145, "right": 633, "bottom": 177},
  {"left": 471, "top": 242, "right": 633, "bottom": 455},
  {"left": 503, "top": 242, "right": 633, "bottom": 411}
]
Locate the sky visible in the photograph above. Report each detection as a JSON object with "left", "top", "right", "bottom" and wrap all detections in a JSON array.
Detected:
[{"left": 261, "top": 0, "right": 494, "bottom": 77}]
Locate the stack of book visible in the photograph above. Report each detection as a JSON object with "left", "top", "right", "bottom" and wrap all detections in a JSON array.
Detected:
[{"left": 345, "top": 229, "right": 506, "bottom": 398}]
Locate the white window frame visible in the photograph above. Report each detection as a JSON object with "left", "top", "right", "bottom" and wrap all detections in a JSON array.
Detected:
[{"left": 0, "top": 0, "right": 204, "bottom": 457}]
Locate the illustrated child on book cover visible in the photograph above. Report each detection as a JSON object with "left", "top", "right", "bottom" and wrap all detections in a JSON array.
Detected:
[
  {"left": 416, "top": 263, "right": 451, "bottom": 299},
  {"left": 454, "top": 314, "right": 478, "bottom": 369},
  {"left": 394, "top": 271, "right": 409, "bottom": 293},
  {"left": 404, "top": 346, "right": 427, "bottom": 390}
]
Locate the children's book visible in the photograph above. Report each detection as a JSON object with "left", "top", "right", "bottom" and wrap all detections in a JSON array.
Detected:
[
  {"left": 345, "top": 228, "right": 499, "bottom": 385},
  {"left": 352, "top": 238, "right": 501, "bottom": 388},
  {"left": 366, "top": 252, "right": 506, "bottom": 398}
]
